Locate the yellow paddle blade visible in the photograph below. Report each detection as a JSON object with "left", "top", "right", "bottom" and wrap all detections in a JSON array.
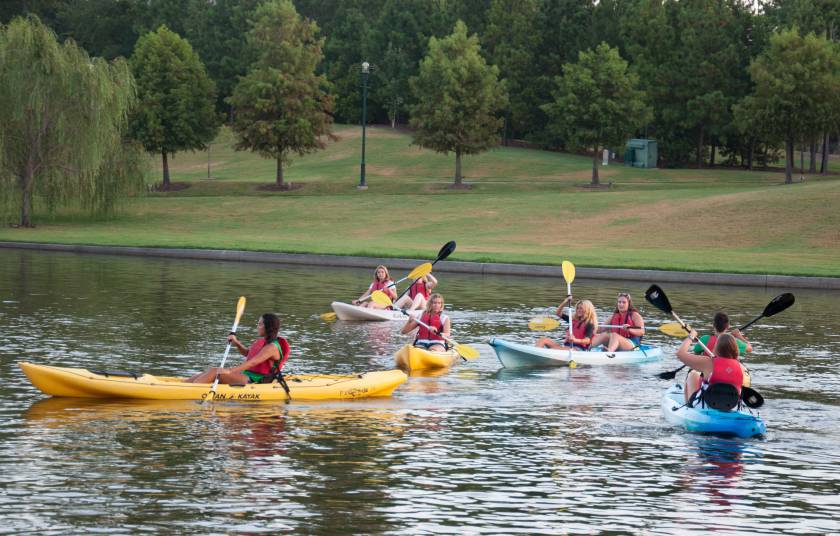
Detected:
[
  {"left": 569, "top": 360, "right": 577, "bottom": 369},
  {"left": 407, "top": 262, "right": 433, "bottom": 280},
  {"left": 234, "top": 296, "right": 247, "bottom": 324},
  {"left": 454, "top": 342, "right": 480, "bottom": 360},
  {"left": 562, "top": 261, "right": 576, "bottom": 285},
  {"left": 660, "top": 322, "right": 689, "bottom": 338},
  {"left": 320, "top": 311, "right": 337, "bottom": 321},
  {"left": 528, "top": 317, "right": 561, "bottom": 331},
  {"left": 371, "top": 290, "right": 393, "bottom": 307}
]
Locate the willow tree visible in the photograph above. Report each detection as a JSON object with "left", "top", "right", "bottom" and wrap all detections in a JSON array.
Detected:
[
  {"left": 0, "top": 16, "right": 140, "bottom": 227},
  {"left": 130, "top": 25, "right": 219, "bottom": 190},
  {"left": 409, "top": 21, "right": 508, "bottom": 187},
  {"left": 227, "top": 0, "right": 334, "bottom": 189}
]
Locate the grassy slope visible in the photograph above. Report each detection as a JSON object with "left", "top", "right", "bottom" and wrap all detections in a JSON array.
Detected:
[{"left": 2, "top": 125, "right": 838, "bottom": 277}]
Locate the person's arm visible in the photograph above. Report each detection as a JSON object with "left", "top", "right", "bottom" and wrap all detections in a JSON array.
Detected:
[
  {"left": 441, "top": 317, "right": 451, "bottom": 339},
  {"left": 386, "top": 281, "right": 397, "bottom": 300},
  {"left": 731, "top": 328, "right": 753, "bottom": 353},
  {"left": 227, "top": 344, "right": 279, "bottom": 374},
  {"left": 400, "top": 318, "right": 418, "bottom": 334},
  {"left": 626, "top": 311, "right": 645, "bottom": 337},
  {"left": 227, "top": 334, "right": 249, "bottom": 357},
  {"left": 353, "top": 283, "right": 374, "bottom": 305},
  {"left": 676, "top": 330, "right": 714, "bottom": 376},
  {"left": 425, "top": 274, "right": 438, "bottom": 290},
  {"left": 556, "top": 294, "right": 572, "bottom": 317}
]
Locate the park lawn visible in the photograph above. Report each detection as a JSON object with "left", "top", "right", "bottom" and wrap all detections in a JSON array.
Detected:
[{"left": 2, "top": 125, "right": 838, "bottom": 277}]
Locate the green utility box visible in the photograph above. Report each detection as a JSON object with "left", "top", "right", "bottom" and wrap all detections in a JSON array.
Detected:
[{"left": 623, "top": 138, "right": 658, "bottom": 168}]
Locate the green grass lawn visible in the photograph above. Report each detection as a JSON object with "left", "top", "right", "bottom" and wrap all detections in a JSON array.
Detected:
[{"left": 2, "top": 125, "right": 839, "bottom": 277}]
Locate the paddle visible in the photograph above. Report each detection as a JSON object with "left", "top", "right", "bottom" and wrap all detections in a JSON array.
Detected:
[
  {"left": 370, "top": 290, "right": 479, "bottom": 360},
  {"left": 319, "top": 261, "right": 434, "bottom": 321},
  {"left": 529, "top": 319, "right": 632, "bottom": 331},
  {"left": 528, "top": 261, "right": 576, "bottom": 333},
  {"left": 205, "top": 296, "right": 247, "bottom": 402},
  {"left": 655, "top": 292, "right": 796, "bottom": 379},
  {"left": 392, "top": 241, "right": 457, "bottom": 305}
]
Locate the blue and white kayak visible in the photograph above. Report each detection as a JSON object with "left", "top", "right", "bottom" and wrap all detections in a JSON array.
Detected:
[
  {"left": 661, "top": 384, "right": 766, "bottom": 438},
  {"left": 487, "top": 337, "right": 662, "bottom": 368}
]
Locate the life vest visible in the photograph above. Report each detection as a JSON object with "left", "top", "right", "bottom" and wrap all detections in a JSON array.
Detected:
[
  {"left": 246, "top": 337, "right": 291, "bottom": 375},
  {"left": 416, "top": 312, "right": 448, "bottom": 345},
  {"left": 608, "top": 309, "right": 639, "bottom": 340},
  {"left": 409, "top": 278, "right": 429, "bottom": 300},
  {"left": 705, "top": 357, "right": 743, "bottom": 395},
  {"left": 565, "top": 319, "right": 594, "bottom": 349},
  {"left": 369, "top": 279, "right": 394, "bottom": 293}
]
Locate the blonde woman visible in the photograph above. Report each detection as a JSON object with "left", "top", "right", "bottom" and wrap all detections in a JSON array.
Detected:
[
  {"left": 401, "top": 293, "right": 450, "bottom": 352},
  {"left": 353, "top": 265, "right": 397, "bottom": 309},
  {"left": 394, "top": 273, "right": 438, "bottom": 313},
  {"left": 535, "top": 299, "right": 598, "bottom": 350}
]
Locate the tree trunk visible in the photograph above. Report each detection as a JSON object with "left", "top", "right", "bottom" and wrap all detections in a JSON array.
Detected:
[
  {"left": 20, "top": 177, "right": 31, "bottom": 227},
  {"left": 503, "top": 111, "right": 510, "bottom": 147},
  {"left": 591, "top": 144, "right": 600, "bottom": 186},
  {"left": 696, "top": 125, "right": 704, "bottom": 168},
  {"left": 809, "top": 140, "right": 817, "bottom": 173},
  {"left": 161, "top": 151, "right": 170, "bottom": 190},
  {"left": 747, "top": 137, "right": 755, "bottom": 171},
  {"left": 454, "top": 148, "right": 462, "bottom": 185},
  {"left": 821, "top": 132, "right": 829, "bottom": 174},
  {"left": 710, "top": 142, "right": 716, "bottom": 167},
  {"left": 785, "top": 136, "right": 794, "bottom": 184},
  {"left": 276, "top": 157, "right": 284, "bottom": 187}
]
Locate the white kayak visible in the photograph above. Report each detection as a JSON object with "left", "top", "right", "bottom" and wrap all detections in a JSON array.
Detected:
[
  {"left": 661, "top": 384, "right": 766, "bottom": 438},
  {"left": 330, "top": 301, "right": 419, "bottom": 321},
  {"left": 488, "top": 337, "right": 662, "bottom": 368}
]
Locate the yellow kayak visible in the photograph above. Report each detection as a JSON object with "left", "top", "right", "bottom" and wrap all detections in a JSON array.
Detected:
[
  {"left": 394, "top": 344, "right": 460, "bottom": 371},
  {"left": 19, "top": 362, "right": 407, "bottom": 401}
]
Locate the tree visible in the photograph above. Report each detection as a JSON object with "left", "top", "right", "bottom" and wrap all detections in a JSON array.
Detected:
[
  {"left": 738, "top": 28, "right": 840, "bottom": 183},
  {"left": 226, "top": 0, "right": 334, "bottom": 189},
  {"left": 0, "top": 16, "right": 141, "bottom": 227},
  {"left": 409, "top": 21, "right": 508, "bottom": 186},
  {"left": 542, "top": 43, "right": 651, "bottom": 185},
  {"left": 130, "top": 26, "right": 219, "bottom": 189}
]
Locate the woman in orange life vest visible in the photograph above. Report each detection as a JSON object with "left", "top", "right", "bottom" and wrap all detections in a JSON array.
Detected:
[
  {"left": 400, "top": 293, "right": 450, "bottom": 352},
  {"left": 353, "top": 265, "right": 397, "bottom": 309},
  {"left": 677, "top": 329, "right": 746, "bottom": 403},
  {"left": 184, "top": 313, "right": 290, "bottom": 385},
  {"left": 589, "top": 292, "right": 645, "bottom": 351},
  {"left": 394, "top": 273, "right": 438, "bottom": 313},
  {"left": 694, "top": 312, "right": 752, "bottom": 356},
  {"left": 535, "top": 298, "right": 598, "bottom": 350}
]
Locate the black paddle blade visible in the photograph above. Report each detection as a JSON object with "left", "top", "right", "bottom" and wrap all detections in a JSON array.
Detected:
[
  {"left": 435, "top": 241, "right": 456, "bottom": 263},
  {"left": 764, "top": 293, "right": 795, "bottom": 317},
  {"left": 741, "top": 386, "right": 765, "bottom": 409},
  {"left": 657, "top": 364, "right": 685, "bottom": 380},
  {"left": 645, "top": 284, "right": 672, "bottom": 315}
]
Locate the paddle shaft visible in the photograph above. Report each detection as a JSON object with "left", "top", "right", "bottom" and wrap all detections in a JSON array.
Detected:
[
  {"left": 210, "top": 305, "right": 246, "bottom": 394},
  {"left": 393, "top": 245, "right": 453, "bottom": 304}
]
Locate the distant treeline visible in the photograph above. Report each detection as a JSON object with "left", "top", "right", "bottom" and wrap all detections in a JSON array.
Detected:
[{"left": 2, "top": 0, "right": 839, "bottom": 170}]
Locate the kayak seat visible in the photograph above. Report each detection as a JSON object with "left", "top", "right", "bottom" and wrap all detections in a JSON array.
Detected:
[
  {"left": 694, "top": 383, "right": 741, "bottom": 412},
  {"left": 90, "top": 369, "right": 139, "bottom": 379}
]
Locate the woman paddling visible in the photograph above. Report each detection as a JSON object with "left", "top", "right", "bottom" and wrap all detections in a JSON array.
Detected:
[
  {"left": 535, "top": 298, "right": 598, "bottom": 350},
  {"left": 677, "top": 330, "right": 746, "bottom": 404},
  {"left": 353, "top": 265, "right": 397, "bottom": 309},
  {"left": 400, "top": 293, "right": 450, "bottom": 352},
  {"left": 185, "top": 313, "right": 290, "bottom": 384},
  {"left": 394, "top": 273, "right": 438, "bottom": 313},
  {"left": 590, "top": 292, "right": 645, "bottom": 351}
]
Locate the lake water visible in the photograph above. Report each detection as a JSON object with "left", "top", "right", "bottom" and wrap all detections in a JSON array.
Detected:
[{"left": 0, "top": 249, "right": 838, "bottom": 534}]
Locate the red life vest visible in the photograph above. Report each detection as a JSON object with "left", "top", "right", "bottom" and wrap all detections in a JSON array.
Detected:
[
  {"left": 705, "top": 357, "right": 743, "bottom": 395},
  {"left": 409, "top": 279, "right": 429, "bottom": 299},
  {"left": 565, "top": 319, "right": 593, "bottom": 349},
  {"left": 246, "top": 337, "right": 291, "bottom": 375},
  {"left": 369, "top": 279, "right": 393, "bottom": 292},
  {"left": 416, "top": 312, "right": 447, "bottom": 343},
  {"left": 608, "top": 309, "right": 638, "bottom": 339}
]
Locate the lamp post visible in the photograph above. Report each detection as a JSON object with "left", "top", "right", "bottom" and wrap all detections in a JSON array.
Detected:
[{"left": 358, "top": 61, "right": 370, "bottom": 190}]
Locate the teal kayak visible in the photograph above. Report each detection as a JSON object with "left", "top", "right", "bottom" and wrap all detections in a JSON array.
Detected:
[
  {"left": 488, "top": 337, "right": 661, "bottom": 368},
  {"left": 661, "top": 384, "right": 766, "bottom": 438}
]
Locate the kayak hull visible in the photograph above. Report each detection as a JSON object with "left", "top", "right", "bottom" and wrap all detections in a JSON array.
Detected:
[
  {"left": 19, "top": 362, "right": 407, "bottom": 401},
  {"left": 661, "top": 384, "right": 766, "bottom": 438},
  {"left": 331, "top": 301, "right": 416, "bottom": 321},
  {"left": 487, "top": 337, "right": 662, "bottom": 368},
  {"left": 394, "top": 344, "right": 460, "bottom": 371}
]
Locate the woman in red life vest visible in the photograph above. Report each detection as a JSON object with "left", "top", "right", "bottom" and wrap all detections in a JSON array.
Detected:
[
  {"left": 353, "top": 265, "right": 397, "bottom": 309},
  {"left": 535, "top": 299, "right": 598, "bottom": 350},
  {"left": 693, "top": 312, "right": 752, "bottom": 356},
  {"left": 400, "top": 293, "right": 450, "bottom": 352},
  {"left": 185, "top": 313, "right": 290, "bottom": 385},
  {"left": 677, "top": 330, "right": 746, "bottom": 403},
  {"left": 589, "top": 292, "right": 645, "bottom": 351},
  {"left": 394, "top": 273, "right": 438, "bottom": 313}
]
